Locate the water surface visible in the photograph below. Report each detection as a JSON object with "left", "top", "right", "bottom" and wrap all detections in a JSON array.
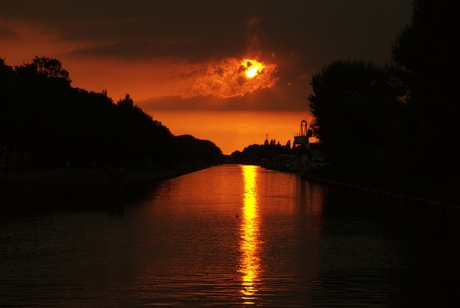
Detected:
[{"left": 1, "top": 165, "right": 459, "bottom": 306}]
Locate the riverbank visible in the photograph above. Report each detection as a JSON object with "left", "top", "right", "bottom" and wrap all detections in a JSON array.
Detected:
[
  {"left": 304, "top": 170, "right": 460, "bottom": 205},
  {"left": 299, "top": 170, "right": 460, "bottom": 229},
  {"left": 0, "top": 164, "right": 208, "bottom": 211}
]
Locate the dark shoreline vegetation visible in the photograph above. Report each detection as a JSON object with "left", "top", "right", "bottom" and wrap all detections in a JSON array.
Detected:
[
  {"left": 230, "top": 0, "right": 460, "bottom": 207},
  {"left": 229, "top": 142, "right": 460, "bottom": 207},
  {"left": 0, "top": 164, "right": 208, "bottom": 211},
  {"left": 0, "top": 56, "right": 223, "bottom": 171},
  {"left": 2, "top": 0, "right": 459, "bottom": 211},
  {"left": 0, "top": 56, "right": 224, "bottom": 209}
]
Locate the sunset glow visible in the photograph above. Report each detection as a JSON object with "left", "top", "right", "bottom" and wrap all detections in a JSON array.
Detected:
[
  {"left": 0, "top": 1, "right": 412, "bottom": 155},
  {"left": 189, "top": 57, "right": 277, "bottom": 98},
  {"left": 243, "top": 59, "right": 264, "bottom": 78},
  {"left": 149, "top": 110, "right": 312, "bottom": 154}
]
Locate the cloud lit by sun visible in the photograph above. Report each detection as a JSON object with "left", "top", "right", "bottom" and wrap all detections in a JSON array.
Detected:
[
  {"left": 187, "top": 57, "right": 277, "bottom": 98},
  {"left": 243, "top": 59, "right": 264, "bottom": 78}
]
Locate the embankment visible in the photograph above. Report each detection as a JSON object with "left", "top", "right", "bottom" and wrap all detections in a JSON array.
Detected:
[
  {"left": 302, "top": 172, "right": 460, "bottom": 228},
  {"left": 0, "top": 165, "right": 207, "bottom": 211}
]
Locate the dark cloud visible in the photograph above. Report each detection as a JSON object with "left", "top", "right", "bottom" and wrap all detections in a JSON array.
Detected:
[
  {"left": 0, "top": 0, "right": 412, "bottom": 66},
  {"left": 0, "top": 0, "right": 249, "bottom": 62},
  {"left": 256, "top": 1, "right": 413, "bottom": 69},
  {"left": 69, "top": 34, "right": 247, "bottom": 63},
  {"left": 140, "top": 83, "right": 308, "bottom": 112},
  {"left": 0, "top": 0, "right": 412, "bottom": 112},
  {"left": 0, "top": 24, "right": 19, "bottom": 39}
]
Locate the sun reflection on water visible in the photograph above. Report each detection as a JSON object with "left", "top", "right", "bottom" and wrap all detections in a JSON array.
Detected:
[{"left": 239, "top": 165, "right": 260, "bottom": 302}]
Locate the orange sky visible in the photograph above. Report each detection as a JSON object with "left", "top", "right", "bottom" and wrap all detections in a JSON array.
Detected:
[
  {"left": 0, "top": 1, "right": 412, "bottom": 154},
  {"left": 150, "top": 110, "right": 313, "bottom": 154}
]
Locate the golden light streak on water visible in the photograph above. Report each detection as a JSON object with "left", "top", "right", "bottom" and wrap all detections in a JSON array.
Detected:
[{"left": 239, "top": 165, "right": 260, "bottom": 302}]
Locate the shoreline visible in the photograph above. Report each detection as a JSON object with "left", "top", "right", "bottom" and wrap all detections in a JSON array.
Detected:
[
  {"left": 300, "top": 171, "right": 460, "bottom": 228},
  {"left": 0, "top": 165, "right": 208, "bottom": 211}
]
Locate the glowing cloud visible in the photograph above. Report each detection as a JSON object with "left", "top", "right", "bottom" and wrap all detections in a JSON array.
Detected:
[
  {"left": 188, "top": 57, "right": 277, "bottom": 98},
  {"left": 243, "top": 59, "right": 264, "bottom": 78}
]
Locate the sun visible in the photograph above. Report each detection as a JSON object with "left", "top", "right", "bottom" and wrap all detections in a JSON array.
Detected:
[
  {"left": 242, "top": 59, "right": 264, "bottom": 79},
  {"left": 245, "top": 66, "right": 260, "bottom": 78},
  {"left": 189, "top": 57, "right": 277, "bottom": 97}
]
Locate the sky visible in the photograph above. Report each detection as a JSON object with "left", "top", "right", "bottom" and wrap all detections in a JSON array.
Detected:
[{"left": 0, "top": 0, "right": 413, "bottom": 154}]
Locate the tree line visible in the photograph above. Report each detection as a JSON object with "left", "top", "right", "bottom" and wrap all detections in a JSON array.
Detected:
[
  {"left": 307, "top": 0, "right": 460, "bottom": 193},
  {"left": 0, "top": 56, "right": 223, "bottom": 171},
  {"left": 229, "top": 140, "right": 292, "bottom": 165}
]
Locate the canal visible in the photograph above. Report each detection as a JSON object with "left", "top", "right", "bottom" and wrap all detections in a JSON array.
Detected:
[{"left": 1, "top": 164, "right": 459, "bottom": 306}]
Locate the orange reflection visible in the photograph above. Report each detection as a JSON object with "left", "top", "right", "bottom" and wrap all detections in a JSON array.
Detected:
[{"left": 239, "top": 165, "right": 260, "bottom": 301}]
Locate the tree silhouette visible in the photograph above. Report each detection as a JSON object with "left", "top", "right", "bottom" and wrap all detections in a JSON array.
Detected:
[
  {"left": 0, "top": 56, "right": 223, "bottom": 171},
  {"left": 229, "top": 142, "right": 291, "bottom": 165},
  {"left": 308, "top": 60, "right": 400, "bottom": 171},
  {"left": 391, "top": 0, "right": 460, "bottom": 179},
  {"left": 0, "top": 58, "right": 15, "bottom": 129},
  {"left": 30, "top": 56, "right": 71, "bottom": 83},
  {"left": 172, "top": 134, "right": 223, "bottom": 166},
  {"left": 285, "top": 140, "right": 291, "bottom": 149}
]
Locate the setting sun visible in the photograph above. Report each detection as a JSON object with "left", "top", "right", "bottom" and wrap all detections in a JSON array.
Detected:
[
  {"left": 243, "top": 60, "right": 264, "bottom": 79},
  {"left": 245, "top": 65, "right": 259, "bottom": 78},
  {"left": 188, "top": 57, "right": 276, "bottom": 98}
]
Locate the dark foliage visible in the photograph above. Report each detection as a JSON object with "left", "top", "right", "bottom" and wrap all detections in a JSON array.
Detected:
[
  {"left": 391, "top": 0, "right": 460, "bottom": 180},
  {"left": 308, "top": 60, "right": 400, "bottom": 172},
  {"left": 174, "top": 135, "right": 223, "bottom": 165},
  {"left": 0, "top": 57, "right": 223, "bottom": 171},
  {"left": 306, "top": 0, "right": 460, "bottom": 197},
  {"left": 229, "top": 143, "right": 291, "bottom": 165}
]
